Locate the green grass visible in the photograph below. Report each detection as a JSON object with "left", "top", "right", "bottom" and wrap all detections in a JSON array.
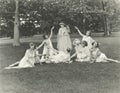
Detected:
[{"left": 0, "top": 37, "right": 120, "bottom": 93}]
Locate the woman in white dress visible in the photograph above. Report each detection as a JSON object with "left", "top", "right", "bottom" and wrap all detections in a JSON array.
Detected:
[
  {"left": 49, "top": 48, "right": 71, "bottom": 64},
  {"left": 57, "top": 22, "right": 72, "bottom": 52},
  {"left": 5, "top": 43, "right": 43, "bottom": 69},
  {"left": 71, "top": 40, "right": 91, "bottom": 62},
  {"left": 90, "top": 42, "right": 120, "bottom": 63},
  {"left": 74, "top": 26, "right": 95, "bottom": 49},
  {"left": 37, "top": 26, "right": 57, "bottom": 63},
  {"left": 71, "top": 39, "right": 82, "bottom": 60}
]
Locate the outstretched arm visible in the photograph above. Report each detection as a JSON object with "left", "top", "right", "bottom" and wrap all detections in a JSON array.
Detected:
[
  {"left": 70, "top": 52, "right": 77, "bottom": 59},
  {"left": 36, "top": 41, "right": 45, "bottom": 50},
  {"left": 49, "top": 26, "right": 54, "bottom": 39},
  {"left": 74, "top": 26, "right": 85, "bottom": 37},
  {"left": 35, "top": 51, "right": 44, "bottom": 56}
]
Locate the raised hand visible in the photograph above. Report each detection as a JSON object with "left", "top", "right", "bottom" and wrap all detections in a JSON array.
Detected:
[
  {"left": 51, "top": 26, "right": 54, "bottom": 30},
  {"left": 49, "top": 26, "right": 54, "bottom": 39},
  {"left": 74, "top": 26, "right": 84, "bottom": 37},
  {"left": 74, "top": 26, "right": 79, "bottom": 30}
]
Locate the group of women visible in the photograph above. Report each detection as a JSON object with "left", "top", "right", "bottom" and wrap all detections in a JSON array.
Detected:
[{"left": 5, "top": 22, "right": 120, "bottom": 69}]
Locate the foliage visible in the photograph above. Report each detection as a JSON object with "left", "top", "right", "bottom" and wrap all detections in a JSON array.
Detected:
[{"left": 0, "top": 0, "right": 120, "bottom": 37}]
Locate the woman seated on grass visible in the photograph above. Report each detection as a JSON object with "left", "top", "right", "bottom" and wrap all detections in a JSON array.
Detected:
[
  {"left": 71, "top": 39, "right": 91, "bottom": 62},
  {"left": 90, "top": 41, "right": 120, "bottom": 63},
  {"left": 36, "top": 26, "right": 58, "bottom": 63},
  {"left": 70, "top": 39, "right": 82, "bottom": 61},
  {"left": 5, "top": 42, "right": 45, "bottom": 69}
]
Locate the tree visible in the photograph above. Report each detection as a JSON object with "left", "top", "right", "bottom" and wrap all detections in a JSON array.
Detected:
[
  {"left": 102, "top": 0, "right": 120, "bottom": 36},
  {"left": 13, "top": 0, "right": 20, "bottom": 46},
  {"left": 0, "top": 0, "right": 120, "bottom": 39}
]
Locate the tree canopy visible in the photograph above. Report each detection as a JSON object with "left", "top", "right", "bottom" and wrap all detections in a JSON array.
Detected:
[{"left": 0, "top": 0, "right": 120, "bottom": 37}]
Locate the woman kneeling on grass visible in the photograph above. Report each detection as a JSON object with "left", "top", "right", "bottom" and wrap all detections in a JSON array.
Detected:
[
  {"left": 5, "top": 42, "right": 45, "bottom": 69},
  {"left": 90, "top": 41, "right": 120, "bottom": 63}
]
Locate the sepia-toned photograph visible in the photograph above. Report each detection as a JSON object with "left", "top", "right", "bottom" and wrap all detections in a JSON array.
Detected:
[{"left": 0, "top": 0, "right": 120, "bottom": 93}]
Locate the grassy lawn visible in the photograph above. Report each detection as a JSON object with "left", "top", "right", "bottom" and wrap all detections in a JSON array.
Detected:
[{"left": 0, "top": 37, "right": 120, "bottom": 93}]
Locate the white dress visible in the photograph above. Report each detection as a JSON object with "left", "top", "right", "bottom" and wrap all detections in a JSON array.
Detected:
[
  {"left": 75, "top": 46, "right": 91, "bottom": 62},
  {"left": 40, "top": 38, "right": 57, "bottom": 62},
  {"left": 82, "top": 36, "right": 94, "bottom": 49},
  {"left": 18, "top": 49, "right": 40, "bottom": 68},
  {"left": 57, "top": 27, "right": 72, "bottom": 52},
  {"left": 50, "top": 51, "right": 70, "bottom": 63},
  {"left": 91, "top": 48, "right": 108, "bottom": 62}
]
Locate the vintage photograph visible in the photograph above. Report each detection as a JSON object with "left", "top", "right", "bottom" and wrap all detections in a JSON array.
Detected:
[{"left": 0, "top": 0, "right": 120, "bottom": 93}]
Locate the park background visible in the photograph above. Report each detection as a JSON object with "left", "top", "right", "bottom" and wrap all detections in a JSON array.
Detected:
[
  {"left": 0, "top": 0, "right": 120, "bottom": 46},
  {"left": 0, "top": 0, "right": 120, "bottom": 93}
]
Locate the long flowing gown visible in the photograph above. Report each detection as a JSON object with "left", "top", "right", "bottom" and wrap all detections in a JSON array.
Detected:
[{"left": 57, "top": 27, "right": 72, "bottom": 52}]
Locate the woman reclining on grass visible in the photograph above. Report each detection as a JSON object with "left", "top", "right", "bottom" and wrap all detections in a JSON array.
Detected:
[
  {"left": 90, "top": 41, "right": 120, "bottom": 63},
  {"left": 49, "top": 48, "right": 72, "bottom": 64}
]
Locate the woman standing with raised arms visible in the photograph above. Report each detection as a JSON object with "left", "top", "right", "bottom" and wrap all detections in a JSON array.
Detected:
[{"left": 57, "top": 22, "right": 72, "bottom": 52}]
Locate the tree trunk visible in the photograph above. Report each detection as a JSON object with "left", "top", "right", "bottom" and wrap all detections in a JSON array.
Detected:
[
  {"left": 102, "top": 0, "right": 109, "bottom": 36},
  {"left": 103, "top": 15, "right": 108, "bottom": 36},
  {"left": 106, "top": 18, "right": 111, "bottom": 36},
  {"left": 13, "top": 0, "right": 20, "bottom": 46}
]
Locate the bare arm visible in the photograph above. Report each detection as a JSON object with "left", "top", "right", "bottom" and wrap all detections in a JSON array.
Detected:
[
  {"left": 35, "top": 51, "right": 45, "bottom": 56},
  {"left": 49, "top": 26, "right": 54, "bottom": 39},
  {"left": 36, "top": 54, "right": 46, "bottom": 56},
  {"left": 36, "top": 41, "right": 45, "bottom": 50},
  {"left": 74, "top": 26, "right": 85, "bottom": 37},
  {"left": 70, "top": 52, "right": 77, "bottom": 59}
]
